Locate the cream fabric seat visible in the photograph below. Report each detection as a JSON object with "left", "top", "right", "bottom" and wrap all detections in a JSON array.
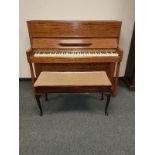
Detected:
[{"left": 34, "top": 71, "right": 111, "bottom": 87}]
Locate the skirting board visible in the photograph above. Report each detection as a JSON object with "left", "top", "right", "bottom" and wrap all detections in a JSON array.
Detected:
[{"left": 19, "top": 78, "right": 32, "bottom": 81}]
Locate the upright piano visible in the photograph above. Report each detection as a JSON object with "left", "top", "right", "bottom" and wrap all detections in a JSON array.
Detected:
[{"left": 26, "top": 20, "right": 123, "bottom": 96}]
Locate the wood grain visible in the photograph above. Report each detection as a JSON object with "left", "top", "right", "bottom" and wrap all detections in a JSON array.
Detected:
[
  {"left": 27, "top": 20, "right": 122, "bottom": 38},
  {"left": 32, "top": 38, "right": 118, "bottom": 49}
]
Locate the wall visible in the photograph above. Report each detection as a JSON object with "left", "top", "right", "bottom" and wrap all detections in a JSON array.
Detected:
[{"left": 19, "top": 0, "right": 135, "bottom": 77}]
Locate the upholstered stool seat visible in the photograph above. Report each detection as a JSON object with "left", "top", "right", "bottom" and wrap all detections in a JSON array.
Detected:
[
  {"left": 33, "top": 71, "right": 112, "bottom": 116},
  {"left": 34, "top": 71, "right": 111, "bottom": 87}
]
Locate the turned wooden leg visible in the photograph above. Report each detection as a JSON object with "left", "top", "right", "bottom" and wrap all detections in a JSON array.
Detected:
[
  {"left": 105, "top": 93, "right": 111, "bottom": 116},
  {"left": 101, "top": 92, "right": 104, "bottom": 100},
  {"left": 35, "top": 95, "right": 43, "bottom": 116},
  {"left": 45, "top": 93, "right": 48, "bottom": 101}
]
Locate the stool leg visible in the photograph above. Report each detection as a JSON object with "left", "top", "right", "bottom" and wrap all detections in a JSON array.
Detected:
[
  {"left": 105, "top": 93, "right": 111, "bottom": 116},
  {"left": 35, "top": 95, "right": 43, "bottom": 116},
  {"left": 45, "top": 93, "right": 48, "bottom": 101},
  {"left": 101, "top": 92, "right": 104, "bottom": 100}
]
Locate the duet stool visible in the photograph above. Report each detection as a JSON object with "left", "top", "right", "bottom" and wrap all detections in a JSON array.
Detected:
[{"left": 34, "top": 71, "right": 112, "bottom": 116}]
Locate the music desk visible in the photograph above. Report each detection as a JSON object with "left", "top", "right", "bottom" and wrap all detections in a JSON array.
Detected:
[{"left": 34, "top": 71, "right": 112, "bottom": 116}]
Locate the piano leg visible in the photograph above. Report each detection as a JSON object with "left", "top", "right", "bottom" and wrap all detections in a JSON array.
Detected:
[
  {"left": 45, "top": 93, "right": 48, "bottom": 101},
  {"left": 35, "top": 95, "right": 43, "bottom": 116},
  {"left": 112, "top": 62, "right": 120, "bottom": 96},
  {"left": 101, "top": 92, "right": 104, "bottom": 100},
  {"left": 105, "top": 93, "right": 111, "bottom": 116}
]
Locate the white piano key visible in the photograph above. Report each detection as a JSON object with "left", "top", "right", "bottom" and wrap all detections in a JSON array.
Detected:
[{"left": 33, "top": 49, "right": 119, "bottom": 58}]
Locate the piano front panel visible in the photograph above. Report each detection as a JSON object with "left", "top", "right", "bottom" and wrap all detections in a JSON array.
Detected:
[
  {"left": 34, "top": 62, "right": 115, "bottom": 83},
  {"left": 32, "top": 38, "right": 118, "bottom": 49}
]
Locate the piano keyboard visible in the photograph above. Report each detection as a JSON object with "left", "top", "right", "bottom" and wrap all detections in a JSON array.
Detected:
[{"left": 33, "top": 49, "right": 119, "bottom": 58}]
